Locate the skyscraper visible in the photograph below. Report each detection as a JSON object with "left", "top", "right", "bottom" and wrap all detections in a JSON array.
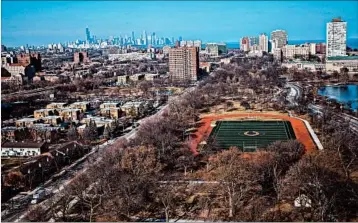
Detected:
[
  {"left": 169, "top": 46, "right": 199, "bottom": 82},
  {"left": 270, "top": 30, "right": 288, "bottom": 49},
  {"left": 326, "top": 17, "right": 347, "bottom": 57},
  {"left": 151, "top": 32, "right": 156, "bottom": 45},
  {"left": 143, "top": 30, "right": 148, "bottom": 46},
  {"left": 132, "top": 31, "right": 135, "bottom": 44},
  {"left": 85, "top": 27, "right": 91, "bottom": 43},
  {"left": 248, "top": 36, "right": 259, "bottom": 46},
  {"left": 259, "top": 34, "right": 268, "bottom": 52}
]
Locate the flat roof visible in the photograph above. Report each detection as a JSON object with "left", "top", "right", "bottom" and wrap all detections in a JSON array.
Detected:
[
  {"left": 47, "top": 102, "right": 67, "bottom": 105},
  {"left": 34, "top": 108, "right": 54, "bottom": 112},
  {"left": 42, "top": 115, "right": 62, "bottom": 119},
  {"left": 71, "top": 102, "right": 90, "bottom": 105},
  {"left": 16, "top": 118, "right": 39, "bottom": 122},
  {"left": 2, "top": 142, "right": 45, "bottom": 148},
  {"left": 327, "top": 56, "right": 358, "bottom": 61}
]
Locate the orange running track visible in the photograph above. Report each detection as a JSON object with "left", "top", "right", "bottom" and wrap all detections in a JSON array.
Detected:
[{"left": 189, "top": 113, "right": 316, "bottom": 155}]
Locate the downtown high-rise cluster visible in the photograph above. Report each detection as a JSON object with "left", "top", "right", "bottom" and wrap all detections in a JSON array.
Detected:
[{"left": 77, "top": 27, "right": 177, "bottom": 48}]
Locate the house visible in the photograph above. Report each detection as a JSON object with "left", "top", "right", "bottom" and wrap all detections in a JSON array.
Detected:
[
  {"left": 69, "top": 102, "right": 90, "bottom": 112},
  {"left": 58, "top": 108, "right": 81, "bottom": 121},
  {"left": 1, "top": 126, "right": 26, "bottom": 142},
  {"left": 121, "top": 101, "right": 145, "bottom": 117},
  {"left": 81, "top": 116, "right": 116, "bottom": 128},
  {"left": 117, "top": 75, "right": 130, "bottom": 85},
  {"left": 294, "top": 194, "right": 312, "bottom": 208},
  {"left": 100, "top": 102, "right": 120, "bottom": 109},
  {"left": 100, "top": 107, "right": 123, "bottom": 119},
  {"left": 144, "top": 73, "right": 160, "bottom": 81},
  {"left": 34, "top": 109, "right": 55, "bottom": 118},
  {"left": 15, "top": 118, "right": 41, "bottom": 128},
  {"left": 130, "top": 73, "right": 145, "bottom": 82},
  {"left": 1, "top": 142, "right": 46, "bottom": 157},
  {"left": 42, "top": 116, "right": 62, "bottom": 126},
  {"left": 46, "top": 102, "right": 68, "bottom": 109}
]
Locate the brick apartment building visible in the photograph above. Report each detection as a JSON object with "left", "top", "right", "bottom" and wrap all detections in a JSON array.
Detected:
[
  {"left": 169, "top": 46, "right": 199, "bottom": 82},
  {"left": 74, "top": 52, "right": 90, "bottom": 64},
  {"left": 16, "top": 53, "right": 42, "bottom": 72}
]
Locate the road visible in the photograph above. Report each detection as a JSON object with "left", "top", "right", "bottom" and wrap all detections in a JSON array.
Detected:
[
  {"left": 308, "top": 104, "right": 358, "bottom": 134},
  {"left": 286, "top": 82, "right": 302, "bottom": 106},
  {"left": 3, "top": 87, "right": 199, "bottom": 222}
]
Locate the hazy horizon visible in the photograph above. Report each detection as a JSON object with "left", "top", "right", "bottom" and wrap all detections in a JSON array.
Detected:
[{"left": 2, "top": 1, "right": 358, "bottom": 47}]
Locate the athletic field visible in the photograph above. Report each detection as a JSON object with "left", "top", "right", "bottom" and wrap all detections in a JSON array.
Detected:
[{"left": 209, "top": 120, "right": 296, "bottom": 151}]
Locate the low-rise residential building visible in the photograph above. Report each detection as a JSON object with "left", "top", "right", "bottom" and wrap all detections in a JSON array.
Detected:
[
  {"left": 69, "top": 102, "right": 90, "bottom": 112},
  {"left": 100, "top": 107, "right": 123, "bottom": 119},
  {"left": 199, "top": 62, "right": 212, "bottom": 73},
  {"left": 325, "top": 56, "right": 358, "bottom": 73},
  {"left": 121, "top": 101, "right": 145, "bottom": 117},
  {"left": 34, "top": 109, "right": 55, "bottom": 118},
  {"left": 130, "top": 73, "right": 145, "bottom": 82},
  {"left": 1, "top": 74, "right": 23, "bottom": 86},
  {"left": 117, "top": 75, "right": 130, "bottom": 85},
  {"left": 1, "top": 126, "right": 26, "bottom": 142},
  {"left": 100, "top": 102, "right": 120, "bottom": 109},
  {"left": 1, "top": 142, "right": 46, "bottom": 157},
  {"left": 16, "top": 118, "right": 40, "bottom": 128},
  {"left": 46, "top": 102, "right": 68, "bottom": 109},
  {"left": 42, "top": 116, "right": 62, "bottom": 126},
  {"left": 58, "top": 108, "right": 81, "bottom": 121},
  {"left": 82, "top": 116, "right": 116, "bottom": 128},
  {"left": 205, "top": 43, "right": 228, "bottom": 57},
  {"left": 144, "top": 73, "right": 160, "bottom": 81},
  {"left": 220, "top": 58, "right": 232, "bottom": 64},
  {"left": 282, "top": 45, "right": 310, "bottom": 59},
  {"left": 282, "top": 62, "right": 325, "bottom": 72}
]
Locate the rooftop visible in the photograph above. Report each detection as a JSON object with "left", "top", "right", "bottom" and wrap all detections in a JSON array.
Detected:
[
  {"left": 16, "top": 118, "right": 39, "bottom": 122},
  {"left": 35, "top": 108, "right": 55, "bottom": 112},
  {"left": 42, "top": 115, "right": 62, "bottom": 119},
  {"left": 2, "top": 141, "right": 45, "bottom": 148},
  {"left": 47, "top": 102, "right": 67, "bottom": 106},
  {"left": 327, "top": 56, "right": 358, "bottom": 61},
  {"left": 71, "top": 101, "right": 90, "bottom": 105}
]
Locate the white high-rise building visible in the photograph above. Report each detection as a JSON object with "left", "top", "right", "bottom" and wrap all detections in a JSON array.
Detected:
[
  {"left": 271, "top": 30, "right": 288, "bottom": 49},
  {"left": 309, "top": 43, "right": 316, "bottom": 55},
  {"left": 326, "top": 17, "right": 347, "bottom": 57},
  {"left": 259, "top": 34, "right": 268, "bottom": 52}
]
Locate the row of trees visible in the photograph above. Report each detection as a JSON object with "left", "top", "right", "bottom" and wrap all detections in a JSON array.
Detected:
[{"left": 27, "top": 58, "right": 358, "bottom": 221}]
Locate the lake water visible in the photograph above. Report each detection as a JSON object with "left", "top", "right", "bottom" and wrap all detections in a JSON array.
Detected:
[
  {"left": 202, "top": 38, "right": 358, "bottom": 50},
  {"left": 318, "top": 84, "right": 358, "bottom": 111}
]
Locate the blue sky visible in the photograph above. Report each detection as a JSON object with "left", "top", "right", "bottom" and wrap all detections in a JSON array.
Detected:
[{"left": 1, "top": 1, "right": 358, "bottom": 47}]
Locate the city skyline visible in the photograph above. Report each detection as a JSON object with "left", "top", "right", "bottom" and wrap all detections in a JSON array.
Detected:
[{"left": 2, "top": 1, "right": 358, "bottom": 47}]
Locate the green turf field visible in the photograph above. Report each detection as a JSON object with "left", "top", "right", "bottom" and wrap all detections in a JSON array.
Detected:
[{"left": 209, "top": 120, "right": 296, "bottom": 152}]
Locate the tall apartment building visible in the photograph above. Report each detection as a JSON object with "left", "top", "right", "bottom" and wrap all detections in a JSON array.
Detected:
[
  {"left": 74, "top": 52, "right": 90, "bottom": 64},
  {"left": 240, "top": 37, "right": 250, "bottom": 52},
  {"left": 169, "top": 47, "right": 199, "bottom": 82},
  {"left": 316, "top": 43, "right": 326, "bottom": 54},
  {"left": 16, "top": 53, "right": 41, "bottom": 72},
  {"left": 270, "top": 30, "right": 288, "bottom": 49},
  {"left": 205, "top": 43, "right": 228, "bottom": 56},
  {"left": 326, "top": 17, "right": 347, "bottom": 57},
  {"left": 259, "top": 34, "right": 269, "bottom": 52},
  {"left": 248, "top": 36, "right": 259, "bottom": 46}
]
